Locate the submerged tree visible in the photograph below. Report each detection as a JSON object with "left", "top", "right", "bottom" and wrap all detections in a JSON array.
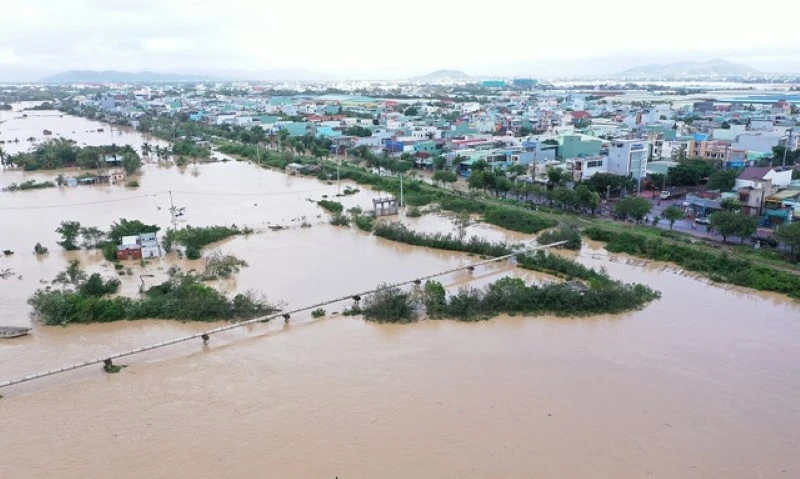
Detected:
[{"left": 55, "top": 220, "right": 82, "bottom": 250}]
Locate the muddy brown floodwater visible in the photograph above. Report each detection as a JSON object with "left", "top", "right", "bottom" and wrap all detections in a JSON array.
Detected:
[{"left": 1, "top": 111, "right": 800, "bottom": 478}]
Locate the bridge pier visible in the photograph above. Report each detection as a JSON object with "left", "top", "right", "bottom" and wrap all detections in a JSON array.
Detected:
[{"left": 201, "top": 334, "right": 210, "bottom": 344}]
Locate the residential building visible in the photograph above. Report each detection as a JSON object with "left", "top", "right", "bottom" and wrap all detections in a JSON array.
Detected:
[
  {"left": 569, "top": 156, "right": 607, "bottom": 181},
  {"left": 608, "top": 139, "right": 649, "bottom": 181},
  {"left": 736, "top": 166, "right": 793, "bottom": 190},
  {"left": 689, "top": 139, "right": 745, "bottom": 163},
  {"left": 557, "top": 134, "right": 603, "bottom": 160}
]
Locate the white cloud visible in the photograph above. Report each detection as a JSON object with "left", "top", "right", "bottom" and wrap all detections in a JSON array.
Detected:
[{"left": 0, "top": 0, "right": 798, "bottom": 78}]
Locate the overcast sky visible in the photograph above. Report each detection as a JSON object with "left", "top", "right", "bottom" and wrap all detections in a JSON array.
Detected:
[{"left": 1, "top": 0, "right": 799, "bottom": 80}]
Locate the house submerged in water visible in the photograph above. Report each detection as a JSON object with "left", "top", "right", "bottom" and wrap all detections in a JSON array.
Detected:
[{"left": 116, "top": 232, "right": 161, "bottom": 260}]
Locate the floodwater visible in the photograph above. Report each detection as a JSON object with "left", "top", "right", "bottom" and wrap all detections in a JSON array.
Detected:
[{"left": 2, "top": 111, "right": 800, "bottom": 478}]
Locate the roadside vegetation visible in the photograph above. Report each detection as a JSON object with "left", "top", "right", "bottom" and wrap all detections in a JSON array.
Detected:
[{"left": 584, "top": 225, "right": 800, "bottom": 299}]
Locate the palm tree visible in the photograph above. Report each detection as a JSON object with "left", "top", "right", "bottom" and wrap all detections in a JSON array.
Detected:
[{"left": 141, "top": 142, "right": 152, "bottom": 159}]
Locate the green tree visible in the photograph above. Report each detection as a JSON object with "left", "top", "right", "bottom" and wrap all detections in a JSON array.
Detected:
[
  {"left": 422, "top": 280, "right": 447, "bottom": 316},
  {"left": 468, "top": 170, "right": 488, "bottom": 190},
  {"left": 708, "top": 169, "right": 739, "bottom": 191},
  {"left": 648, "top": 172, "right": 667, "bottom": 190},
  {"left": 735, "top": 215, "right": 757, "bottom": 244},
  {"left": 585, "top": 173, "right": 635, "bottom": 197},
  {"left": 663, "top": 206, "right": 685, "bottom": 230},
  {"left": 709, "top": 211, "right": 740, "bottom": 243},
  {"left": 775, "top": 222, "right": 800, "bottom": 259},
  {"left": 108, "top": 219, "right": 160, "bottom": 243},
  {"left": 56, "top": 221, "right": 82, "bottom": 250},
  {"left": 432, "top": 170, "right": 457, "bottom": 187},
  {"left": 121, "top": 151, "right": 143, "bottom": 174},
  {"left": 76, "top": 148, "right": 101, "bottom": 169},
  {"left": 79, "top": 226, "right": 106, "bottom": 249},
  {"left": 404, "top": 106, "right": 419, "bottom": 117},
  {"left": 52, "top": 259, "right": 87, "bottom": 287},
  {"left": 614, "top": 197, "right": 652, "bottom": 223},
  {"left": 720, "top": 197, "right": 742, "bottom": 211},
  {"left": 453, "top": 212, "right": 472, "bottom": 240},
  {"left": 552, "top": 186, "right": 577, "bottom": 210},
  {"left": 575, "top": 184, "right": 593, "bottom": 210},
  {"left": 588, "top": 192, "right": 601, "bottom": 214},
  {"left": 547, "top": 168, "right": 565, "bottom": 187},
  {"left": 344, "top": 125, "right": 372, "bottom": 137}
]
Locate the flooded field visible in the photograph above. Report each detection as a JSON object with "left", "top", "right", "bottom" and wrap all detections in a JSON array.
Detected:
[{"left": 1, "top": 111, "right": 800, "bottom": 478}]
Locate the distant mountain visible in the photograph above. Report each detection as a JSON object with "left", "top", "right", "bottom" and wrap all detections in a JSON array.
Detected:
[
  {"left": 411, "top": 69, "right": 472, "bottom": 81},
  {"left": 41, "top": 70, "right": 222, "bottom": 83},
  {"left": 616, "top": 58, "right": 760, "bottom": 77}
]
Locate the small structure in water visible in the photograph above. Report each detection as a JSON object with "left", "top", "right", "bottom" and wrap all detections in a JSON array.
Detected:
[
  {"left": 0, "top": 326, "right": 31, "bottom": 339},
  {"left": 563, "top": 280, "right": 589, "bottom": 295},
  {"left": 373, "top": 196, "right": 398, "bottom": 217}
]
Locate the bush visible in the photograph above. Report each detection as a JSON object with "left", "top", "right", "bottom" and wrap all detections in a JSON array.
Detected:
[
  {"left": 101, "top": 242, "right": 118, "bottom": 262},
  {"left": 125, "top": 180, "right": 140, "bottom": 188},
  {"left": 330, "top": 214, "right": 350, "bottom": 227},
  {"left": 374, "top": 222, "right": 512, "bottom": 257},
  {"left": 354, "top": 214, "right": 375, "bottom": 232},
  {"left": 483, "top": 206, "right": 557, "bottom": 234},
  {"left": 311, "top": 308, "right": 326, "bottom": 318},
  {"left": 29, "top": 267, "right": 277, "bottom": 325},
  {"left": 33, "top": 242, "right": 49, "bottom": 255},
  {"left": 317, "top": 200, "right": 344, "bottom": 214},
  {"left": 421, "top": 275, "right": 659, "bottom": 321},
  {"left": 537, "top": 227, "right": 582, "bottom": 250},
  {"left": 407, "top": 206, "right": 422, "bottom": 217},
  {"left": 163, "top": 225, "right": 241, "bottom": 255},
  {"left": 361, "top": 284, "right": 419, "bottom": 323},
  {"left": 4, "top": 180, "right": 56, "bottom": 191},
  {"left": 185, "top": 244, "right": 202, "bottom": 260}
]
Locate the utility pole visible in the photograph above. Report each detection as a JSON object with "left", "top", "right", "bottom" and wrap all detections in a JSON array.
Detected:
[
  {"left": 400, "top": 173, "right": 404, "bottom": 208},
  {"left": 782, "top": 128, "right": 793, "bottom": 168},
  {"left": 337, "top": 159, "right": 341, "bottom": 196},
  {"left": 169, "top": 190, "right": 177, "bottom": 229}
]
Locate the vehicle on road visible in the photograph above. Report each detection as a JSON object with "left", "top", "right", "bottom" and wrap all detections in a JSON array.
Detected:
[
  {"left": 660, "top": 190, "right": 684, "bottom": 200},
  {"left": 694, "top": 217, "right": 710, "bottom": 225}
]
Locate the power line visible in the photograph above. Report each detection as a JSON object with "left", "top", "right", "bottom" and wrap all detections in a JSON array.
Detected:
[
  {"left": 0, "top": 187, "right": 334, "bottom": 210},
  {"left": 0, "top": 241, "right": 566, "bottom": 390},
  {"left": 0, "top": 193, "right": 159, "bottom": 210}
]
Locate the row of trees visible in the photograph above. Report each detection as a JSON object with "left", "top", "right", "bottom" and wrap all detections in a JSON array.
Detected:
[{"left": 8, "top": 139, "right": 142, "bottom": 174}]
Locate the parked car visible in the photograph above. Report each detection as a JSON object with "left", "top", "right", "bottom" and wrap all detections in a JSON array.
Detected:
[{"left": 695, "top": 217, "right": 710, "bottom": 225}]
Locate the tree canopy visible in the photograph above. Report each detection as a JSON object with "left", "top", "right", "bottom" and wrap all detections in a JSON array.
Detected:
[
  {"left": 614, "top": 197, "right": 652, "bottom": 223},
  {"left": 709, "top": 211, "right": 757, "bottom": 243}
]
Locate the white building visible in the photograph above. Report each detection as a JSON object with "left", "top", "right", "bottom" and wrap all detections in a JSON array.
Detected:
[
  {"left": 608, "top": 139, "right": 649, "bottom": 181},
  {"left": 733, "top": 132, "right": 783, "bottom": 154},
  {"left": 569, "top": 156, "right": 607, "bottom": 181}
]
